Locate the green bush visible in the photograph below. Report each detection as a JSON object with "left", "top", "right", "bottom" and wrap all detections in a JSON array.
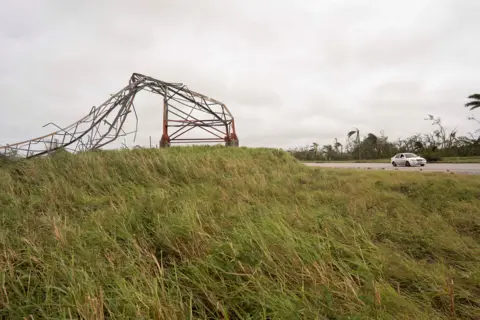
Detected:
[{"left": 422, "top": 152, "right": 443, "bottom": 162}]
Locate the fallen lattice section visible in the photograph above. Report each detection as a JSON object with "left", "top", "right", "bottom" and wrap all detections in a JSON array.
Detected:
[{"left": 1, "top": 73, "right": 238, "bottom": 159}]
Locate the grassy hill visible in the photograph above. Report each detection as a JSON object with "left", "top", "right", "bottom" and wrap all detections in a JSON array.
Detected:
[{"left": 0, "top": 147, "right": 479, "bottom": 319}]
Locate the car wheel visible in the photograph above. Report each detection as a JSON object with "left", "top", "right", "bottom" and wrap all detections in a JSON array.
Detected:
[
  {"left": 392, "top": 161, "right": 397, "bottom": 167},
  {"left": 405, "top": 161, "right": 411, "bottom": 167}
]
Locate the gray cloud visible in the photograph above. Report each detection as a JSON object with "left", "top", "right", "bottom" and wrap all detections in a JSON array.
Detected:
[{"left": 1, "top": 0, "right": 479, "bottom": 150}]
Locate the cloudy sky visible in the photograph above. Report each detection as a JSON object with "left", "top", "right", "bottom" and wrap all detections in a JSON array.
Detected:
[{"left": 1, "top": 0, "right": 479, "bottom": 150}]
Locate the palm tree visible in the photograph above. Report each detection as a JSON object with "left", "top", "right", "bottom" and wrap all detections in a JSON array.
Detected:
[
  {"left": 347, "top": 127, "right": 360, "bottom": 159},
  {"left": 322, "top": 144, "right": 334, "bottom": 161},
  {"left": 311, "top": 142, "right": 319, "bottom": 160},
  {"left": 465, "top": 94, "right": 480, "bottom": 110},
  {"left": 347, "top": 127, "right": 360, "bottom": 142},
  {"left": 334, "top": 138, "right": 343, "bottom": 155},
  {"left": 366, "top": 133, "right": 377, "bottom": 144},
  {"left": 366, "top": 133, "right": 379, "bottom": 158}
]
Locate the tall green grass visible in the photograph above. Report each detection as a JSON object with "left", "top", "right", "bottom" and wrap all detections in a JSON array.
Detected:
[{"left": 1, "top": 146, "right": 479, "bottom": 319}]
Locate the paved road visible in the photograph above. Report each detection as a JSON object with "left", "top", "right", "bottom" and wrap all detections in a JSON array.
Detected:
[{"left": 304, "top": 162, "right": 480, "bottom": 175}]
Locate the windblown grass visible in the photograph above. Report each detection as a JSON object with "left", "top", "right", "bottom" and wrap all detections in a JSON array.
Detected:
[{"left": 0, "top": 146, "right": 479, "bottom": 319}]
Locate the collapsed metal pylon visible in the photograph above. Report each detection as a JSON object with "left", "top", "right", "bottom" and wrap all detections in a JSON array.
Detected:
[{"left": 0, "top": 73, "right": 239, "bottom": 159}]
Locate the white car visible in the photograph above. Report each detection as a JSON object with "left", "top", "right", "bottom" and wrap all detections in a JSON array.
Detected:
[{"left": 391, "top": 153, "right": 427, "bottom": 167}]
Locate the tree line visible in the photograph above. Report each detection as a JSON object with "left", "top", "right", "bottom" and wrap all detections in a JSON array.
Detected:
[{"left": 288, "top": 94, "right": 480, "bottom": 162}]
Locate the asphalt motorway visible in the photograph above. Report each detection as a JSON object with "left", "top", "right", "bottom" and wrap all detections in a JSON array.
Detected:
[{"left": 304, "top": 162, "right": 480, "bottom": 175}]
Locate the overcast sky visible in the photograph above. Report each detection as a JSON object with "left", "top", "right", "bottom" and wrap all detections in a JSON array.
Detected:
[{"left": 1, "top": 0, "right": 479, "bottom": 150}]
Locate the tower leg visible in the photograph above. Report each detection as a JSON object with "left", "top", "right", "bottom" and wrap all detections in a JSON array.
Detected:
[
  {"left": 225, "top": 139, "right": 239, "bottom": 147},
  {"left": 225, "top": 120, "right": 239, "bottom": 147},
  {"left": 160, "top": 87, "right": 170, "bottom": 148},
  {"left": 160, "top": 134, "right": 170, "bottom": 148}
]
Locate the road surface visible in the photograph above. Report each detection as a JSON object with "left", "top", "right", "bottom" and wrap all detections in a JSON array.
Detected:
[{"left": 304, "top": 162, "right": 480, "bottom": 175}]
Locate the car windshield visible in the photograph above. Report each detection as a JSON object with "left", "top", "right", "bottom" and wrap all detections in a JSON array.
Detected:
[{"left": 404, "top": 153, "right": 418, "bottom": 158}]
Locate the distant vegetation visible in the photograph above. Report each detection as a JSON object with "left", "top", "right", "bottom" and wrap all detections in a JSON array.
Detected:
[
  {"left": 1, "top": 146, "right": 479, "bottom": 319},
  {"left": 290, "top": 95, "right": 480, "bottom": 162},
  {"left": 289, "top": 113, "right": 480, "bottom": 162}
]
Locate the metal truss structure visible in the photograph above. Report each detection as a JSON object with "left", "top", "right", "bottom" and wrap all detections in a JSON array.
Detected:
[{"left": 0, "top": 73, "right": 238, "bottom": 159}]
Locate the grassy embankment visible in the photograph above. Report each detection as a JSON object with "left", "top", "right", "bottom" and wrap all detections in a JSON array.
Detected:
[
  {"left": 1, "top": 147, "right": 479, "bottom": 319},
  {"left": 306, "top": 156, "right": 480, "bottom": 164}
]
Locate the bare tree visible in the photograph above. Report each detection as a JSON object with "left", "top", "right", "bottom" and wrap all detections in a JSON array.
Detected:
[{"left": 424, "top": 115, "right": 458, "bottom": 149}]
